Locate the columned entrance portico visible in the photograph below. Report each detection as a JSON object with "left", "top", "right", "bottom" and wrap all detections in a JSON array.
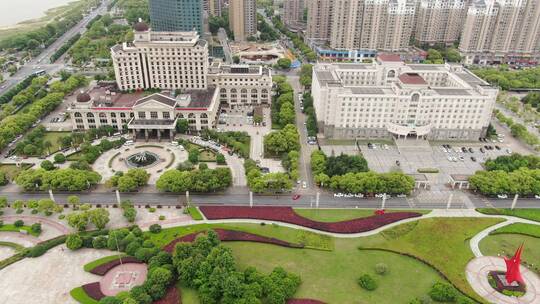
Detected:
[{"left": 128, "top": 119, "right": 177, "bottom": 142}]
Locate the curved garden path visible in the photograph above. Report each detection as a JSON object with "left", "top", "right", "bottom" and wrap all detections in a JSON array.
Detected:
[{"left": 0, "top": 215, "right": 72, "bottom": 239}]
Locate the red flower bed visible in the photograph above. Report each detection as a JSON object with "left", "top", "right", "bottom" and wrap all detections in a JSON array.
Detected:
[
  {"left": 153, "top": 286, "right": 181, "bottom": 304},
  {"left": 163, "top": 228, "right": 303, "bottom": 253},
  {"left": 200, "top": 206, "right": 422, "bottom": 234},
  {"left": 89, "top": 256, "right": 143, "bottom": 276},
  {"left": 287, "top": 299, "right": 326, "bottom": 304},
  {"left": 82, "top": 282, "right": 105, "bottom": 301}
]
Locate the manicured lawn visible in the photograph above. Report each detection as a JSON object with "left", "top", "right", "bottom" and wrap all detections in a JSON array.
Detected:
[
  {"left": 66, "top": 151, "right": 83, "bottom": 161},
  {"left": 178, "top": 282, "right": 200, "bottom": 304},
  {"left": 186, "top": 206, "right": 203, "bottom": 220},
  {"left": 0, "top": 163, "right": 33, "bottom": 181},
  {"left": 41, "top": 131, "right": 71, "bottom": 155},
  {"left": 70, "top": 287, "right": 99, "bottom": 304},
  {"left": 226, "top": 242, "right": 447, "bottom": 304},
  {"left": 360, "top": 217, "right": 504, "bottom": 303},
  {"left": 477, "top": 208, "right": 540, "bottom": 222},
  {"left": 490, "top": 223, "right": 540, "bottom": 238},
  {"left": 83, "top": 254, "right": 127, "bottom": 272},
  {"left": 294, "top": 208, "right": 431, "bottom": 222},
  {"left": 146, "top": 223, "right": 333, "bottom": 251},
  {"left": 199, "top": 149, "right": 217, "bottom": 162},
  {"left": 480, "top": 233, "right": 540, "bottom": 274},
  {"left": 0, "top": 224, "right": 41, "bottom": 237}
]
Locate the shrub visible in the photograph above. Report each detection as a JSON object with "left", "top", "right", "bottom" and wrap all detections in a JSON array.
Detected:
[
  {"left": 14, "top": 220, "right": 24, "bottom": 227},
  {"left": 429, "top": 282, "right": 457, "bottom": 302},
  {"left": 123, "top": 207, "right": 137, "bottom": 222},
  {"left": 149, "top": 224, "right": 161, "bottom": 233},
  {"left": 99, "top": 297, "right": 121, "bottom": 304},
  {"left": 216, "top": 153, "right": 226, "bottom": 165},
  {"left": 92, "top": 236, "right": 108, "bottom": 249},
  {"left": 159, "top": 215, "right": 165, "bottom": 221},
  {"left": 31, "top": 209, "right": 38, "bottom": 214},
  {"left": 31, "top": 223, "right": 42, "bottom": 234},
  {"left": 66, "top": 234, "right": 83, "bottom": 250},
  {"left": 374, "top": 263, "right": 388, "bottom": 275},
  {"left": 358, "top": 274, "right": 377, "bottom": 291},
  {"left": 40, "top": 160, "right": 56, "bottom": 171},
  {"left": 16, "top": 209, "right": 23, "bottom": 214},
  {"left": 58, "top": 214, "right": 65, "bottom": 220},
  {"left": 54, "top": 153, "right": 66, "bottom": 163},
  {"left": 149, "top": 207, "right": 156, "bottom": 213}
]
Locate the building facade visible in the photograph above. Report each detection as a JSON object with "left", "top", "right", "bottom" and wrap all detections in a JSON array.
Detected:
[
  {"left": 203, "top": 0, "right": 222, "bottom": 16},
  {"left": 413, "top": 0, "right": 466, "bottom": 46},
  {"left": 459, "top": 0, "right": 540, "bottom": 65},
  {"left": 68, "top": 85, "right": 220, "bottom": 137},
  {"left": 111, "top": 24, "right": 208, "bottom": 91},
  {"left": 311, "top": 56, "right": 498, "bottom": 140},
  {"left": 207, "top": 62, "right": 273, "bottom": 107},
  {"left": 305, "top": 0, "right": 333, "bottom": 44},
  {"left": 283, "top": 0, "right": 305, "bottom": 27},
  {"left": 229, "top": 0, "right": 257, "bottom": 41},
  {"left": 149, "top": 0, "right": 204, "bottom": 33}
]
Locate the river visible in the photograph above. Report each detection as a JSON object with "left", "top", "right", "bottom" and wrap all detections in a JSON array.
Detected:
[{"left": 0, "top": 0, "right": 76, "bottom": 28}]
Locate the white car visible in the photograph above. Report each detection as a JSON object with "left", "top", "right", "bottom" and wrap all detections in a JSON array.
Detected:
[
  {"left": 343, "top": 193, "right": 354, "bottom": 198},
  {"left": 383, "top": 144, "right": 389, "bottom": 150},
  {"left": 447, "top": 156, "right": 452, "bottom": 161},
  {"left": 497, "top": 194, "right": 508, "bottom": 199},
  {"left": 334, "top": 193, "right": 344, "bottom": 198},
  {"left": 397, "top": 194, "right": 407, "bottom": 198},
  {"left": 535, "top": 195, "right": 540, "bottom": 200},
  {"left": 375, "top": 193, "right": 386, "bottom": 198},
  {"left": 302, "top": 181, "right": 307, "bottom": 189},
  {"left": 506, "top": 149, "right": 512, "bottom": 154},
  {"left": 354, "top": 193, "right": 364, "bottom": 198},
  {"left": 458, "top": 156, "right": 465, "bottom": 161}
]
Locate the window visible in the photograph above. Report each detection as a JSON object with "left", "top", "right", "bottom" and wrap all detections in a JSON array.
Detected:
[
  {"left": 163, "top": 112, "right": 170, "bottom": 119},
  {"left": 138, "top": 112, "right": 146, "bottom": 119},
  {"left": 150, "top": 111, "right": 158, "bottom": 119}
]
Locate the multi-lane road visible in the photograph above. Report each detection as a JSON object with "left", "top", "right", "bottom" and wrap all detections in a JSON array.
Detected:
[{"left": 0, "top": 0, "right": 110, "bottom": 96}]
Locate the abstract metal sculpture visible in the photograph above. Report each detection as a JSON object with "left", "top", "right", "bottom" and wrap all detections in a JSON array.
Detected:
[{"left": 504, "top": 243, "right": 525, "bottom": 285}]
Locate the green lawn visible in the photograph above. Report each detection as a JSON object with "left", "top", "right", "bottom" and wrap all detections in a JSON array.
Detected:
[
  {"left": 146, "top": 223, "right": 333, "bottom": 251},
  {"left": 359, "top": 217, "right": 504, "bottom": 303},
  {"left": 178, "top": 282, "right": 200, "bottom": 304},
  {"left": 476, "top": 208, "right": 540, "bottom": 222},
  {"left": 70, "top": 287, "right": 98, "bottom": 304},
  {"left": 294, "top": 208, "right": 431, "bottom": 222},
  {"left": 227, "top": 242, "right": 448, "bottom": 304},
  {"left": 186, "top": 206, "right": 203, "bottom": 220},
  {"left": 199, "top": 149, "right": 217, "bottom": 162},
  {"left": 66, "top": 151, "right": 83, "bottom": 161},
  {"left": 0, "top": 163, "right": 33, "bottom": 181},
  {"left": 41, "top": 131, "right": 71, "bottom": 155},
  {"left": 0, "top": 224, "right": 41, "bottom": 237},
  {"left": 83, "top": 254, "right": 127, "bottom": 272},
  {"left": 479, "top": 233, "right": 540, "bottom": 274},
  {"left": 490, "top": 223, "right": 540, "bottom": 238}
]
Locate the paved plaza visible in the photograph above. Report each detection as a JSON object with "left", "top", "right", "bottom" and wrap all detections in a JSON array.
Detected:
[{"left": 100, "top": 263, "right": 147, "bottom": 296}]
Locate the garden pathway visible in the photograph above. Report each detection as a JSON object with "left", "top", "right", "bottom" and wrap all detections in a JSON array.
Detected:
[{"left": 0, "top": 214, "right": 71, "bottom": 239}]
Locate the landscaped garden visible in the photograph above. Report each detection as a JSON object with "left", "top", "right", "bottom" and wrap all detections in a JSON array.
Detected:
[
  {"left": 294, "top": 208, "right": 431, "bottom": 222},
  {"left": 477, "top": 208, "right": 540, "bottom": 222}
]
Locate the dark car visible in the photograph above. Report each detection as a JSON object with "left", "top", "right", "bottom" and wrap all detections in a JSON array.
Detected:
[
  {"left": 480, "top": 148, "right": 485, "bottom": 153},
  {"left": 495, "top": 145, "right": 501, "bottom": 150},
  {"left": 471, "top": 157, "right": 476, "bottom": 162},
  {"left": 461, "top": 147, "right": 467, "bottom": 153},
  {"left": 468, "top": 148, "right": 474, "bottom": 153}
]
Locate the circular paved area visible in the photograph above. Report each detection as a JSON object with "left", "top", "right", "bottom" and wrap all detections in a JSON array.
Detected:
[
  {"left": 94, "top": 144, "right": 187, "bottom": 184},
  {"left": 466, "top": 256, "right": 540, "bottom": 304},
  {"left": 100, "top": 263, "right": 147, "bottom": 296}
]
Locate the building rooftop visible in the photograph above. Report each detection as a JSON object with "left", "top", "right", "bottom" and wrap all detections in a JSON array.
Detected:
[
  {"left": 377, "top": 54, "right": 402, "bottom": 62},
  {"left": 179, "top": 87, "right": 217, "bottom": 109},
  {"left": 398, "top": 73, "right": 428, "bottom": 85}
]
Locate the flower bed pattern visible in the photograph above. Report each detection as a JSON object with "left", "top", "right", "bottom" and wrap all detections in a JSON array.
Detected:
[
  {"left": 287, "top": 299, "right": 326, "bottom": 304},
  {"left": 200, "top": 206, "right": 422, "bottom": 234},
  {"left": 82, "top": 282, "right": 105, "bottom": 301},
  {"left": 89, "top": 256, "right": 143, "bottom": 276},
  {"left": 163, "top": 228, "right": 304, "bottom": 253},
  {"left": 153, "top": 286, "right": 181, "bottom": 304}
]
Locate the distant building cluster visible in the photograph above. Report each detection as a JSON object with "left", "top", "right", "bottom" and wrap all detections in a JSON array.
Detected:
[
  {"left": 303, "top": 0, "right": 540, "bottom": 65},
  {"left": 311, "top": 55, "right": 498, "bottom": 140}
]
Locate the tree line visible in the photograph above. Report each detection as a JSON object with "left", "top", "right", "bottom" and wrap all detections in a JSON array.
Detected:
[{"left": 156, "top": 167, "right": 232, "bottom": 193}]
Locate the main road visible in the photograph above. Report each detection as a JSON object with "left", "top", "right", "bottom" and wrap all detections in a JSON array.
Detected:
[{"left": 0, "top": 0, "right": 110, "bottom": 96}]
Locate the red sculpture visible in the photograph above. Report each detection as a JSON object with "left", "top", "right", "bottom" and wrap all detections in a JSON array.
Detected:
[
  {"left": 504, "top": 243, "right": 525, "bottom": 285},
  {"left": 374, "top": 209, "right": 386, "bottom": 215}
]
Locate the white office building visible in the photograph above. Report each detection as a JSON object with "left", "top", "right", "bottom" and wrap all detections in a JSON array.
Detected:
[{"left": 311, "top": 54, "right": 498, "bottom": 140}]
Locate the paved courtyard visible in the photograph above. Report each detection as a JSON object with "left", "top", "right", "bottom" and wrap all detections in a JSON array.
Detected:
[
  {"left": 100, "top": 263, "right": 147, "bottom": 296},
  {"left": 0, "top": 246, "right": 115, "bottom": 304}
]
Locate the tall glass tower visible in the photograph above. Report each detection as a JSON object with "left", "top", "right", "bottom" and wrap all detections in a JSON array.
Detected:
[{"left": 149, "top": 0, "right": 204, "bottom": 34}]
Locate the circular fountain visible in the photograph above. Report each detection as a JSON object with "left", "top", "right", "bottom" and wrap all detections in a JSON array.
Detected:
[{"left": 125, "top": 151, "right": 160, "bottom": 168}]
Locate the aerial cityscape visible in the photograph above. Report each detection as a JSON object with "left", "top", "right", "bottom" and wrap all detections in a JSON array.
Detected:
[{"left": 0, "top": 0, "right": 539, "bottom": 303}]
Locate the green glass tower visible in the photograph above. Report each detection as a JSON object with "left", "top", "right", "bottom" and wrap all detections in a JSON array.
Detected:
[{"left": 149, "top": 0, "right": 204, "bottom": 34}]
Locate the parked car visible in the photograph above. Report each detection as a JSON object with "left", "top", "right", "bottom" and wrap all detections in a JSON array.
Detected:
[
  {"left": 479, "top": 148, "right": 485, "bottom": 153},
  {"left": 468, "top": 147, "right": 474, "bottom": 153},
  {"left": 495, "top": 145, "right": 501, "bottom": 150},
  {"left": 302, "top": 181, "right": 307, "bottom": 189},
  {"left": 334, "top": 193, "right": 344, "bottom": 198},
  {"left": 471, "top": 157, "right": 476, "bottom": 162},
  {"left": 497, "top": 194, "right": 508, "bottom": 199}
]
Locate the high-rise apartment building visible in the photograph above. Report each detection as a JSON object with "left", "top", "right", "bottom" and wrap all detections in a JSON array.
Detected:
[
  {"left": 229, "top": 0, "right": 257, "bottom": 41},
  {"left": 111, "top": 23, "right": 209, "bottom": 91},
  {"left": 149, "top": 0, "right": 204, "bottom": 34},
  {"left": 203, "top": 0, "right": 222, "bottom": 17},
  {"left": 306, "top": 0, "right": 333, "bottom": 43},
  {"left": 414, "top": 0, "right": 466, "bottom": 45},
  {"left": 283, "top": 0, "right": 305, "bottom": 27},
  {"left": 310, "top": 0, "right": 416, "bottom": 51},
  {"left": 459, "top": 0, "right": 540, "bottom": 64}
]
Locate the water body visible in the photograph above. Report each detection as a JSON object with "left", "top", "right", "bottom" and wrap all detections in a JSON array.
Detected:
[{"left": 0, "top": 0, "right": 75, "bottom": 28}]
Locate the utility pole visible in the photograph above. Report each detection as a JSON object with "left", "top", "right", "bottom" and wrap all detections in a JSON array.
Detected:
[
  {"left": 115, "top": 190, "right": 121, "bottom": 205},
  {"left": 511, "top": 194, "right": 519, "bottom": 210},
  {"left": 49, "top": 189, "right": 55, "bottom": 203},
  {"left": 381, "top": 194, "right": 387, "bottom": 210},
  {"left": 250, "top": 191, "right": 253, "bottom": 207},
  {"left": 316, "top": 192, "right": 320, "bottom": 209},
  {"left": 446, "top": 193, "right": 453, "bottom": 210}
]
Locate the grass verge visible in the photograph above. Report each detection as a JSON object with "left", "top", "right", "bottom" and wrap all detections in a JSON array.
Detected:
[
  {"left": 83, "top": 254, "right": 127, "bottom": 272},
  {"left": 0, "top": 241, "right": 25, "bottom": 252},
  {"left": 0, "top": 224, "right": 40, "bottom": 237},
  {"left": 293, "top": 208, "right": 431, "bottom": 222},
  {"left": 70, "top": 287, "right": 99, "bottom": 304},
  {"left": 186, "top": 206, "right": 203, "bottom": 220},
  {"left": 490, "top": 223, "right": 540, "bottom": 238},
  {"left": 476, "top": 208, "right": 540, "bottom": 222}
]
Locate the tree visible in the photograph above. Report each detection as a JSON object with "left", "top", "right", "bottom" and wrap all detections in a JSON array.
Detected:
[
  {"left": 325, "top": 154, "right": 369, "bottom": 177},
  {"left": 66, "top": 234, "right": 83, "bottom": 250},
  {"left": 216, "top": 153, "right": 226, "bottom": 165},
  {"left": 124, "top": 207, "right": 137, "bottom": 223},
  {"left": 156, "top": 170, "right": 193, "bottom": 192},
  {"left": 40, "top": 160, "right": 56, "bottom": 171},
  {"left": 43, "top": 140, "right": 52, "bottom": 155},
  {"left": 277, "top": 58, "right": 292, "bottom": 69},
  {"left": 279, "top": 102, "right": 295, "bottom": 126},
  {"left": 31, "top": 223, "right": 42, "bottom": 234},
  {"left": 67, "top": 212, "right": 89, "bottom": 231},
  {"left": 358, "top": 274, "right": 377, "bottom": 291},
  {"left": 37, "top": 199, "right": 56, "bottom": 214},
  {"left": 429, "top": 282, "right": 457, "bottom": 302},
  {"left": 67, "top": 195, "right": 80, "bottom": 210},
  {"left": 176, "top": 119, "right": 189, "bottom": 134},
  {"left": 188, "top": 149, "right": 200, "bottom": 164},
  {"left": 88, "top": 208, "right": 110, "bottom": 229}
]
